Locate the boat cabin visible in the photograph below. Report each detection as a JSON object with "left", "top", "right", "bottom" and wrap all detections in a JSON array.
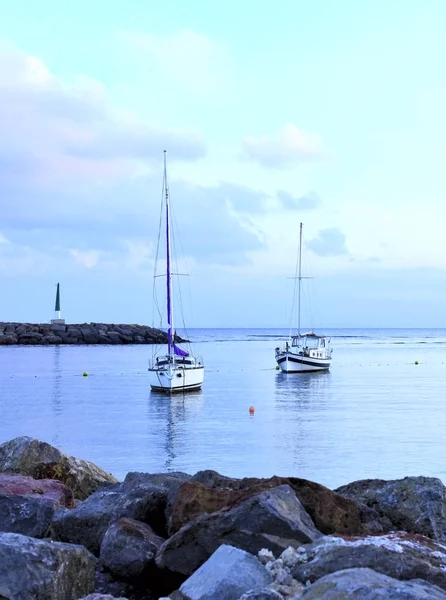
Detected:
[{"left": 290, "top": 333, "right": 331, "bottom": 359}]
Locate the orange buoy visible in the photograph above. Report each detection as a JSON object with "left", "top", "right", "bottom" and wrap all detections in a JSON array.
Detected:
[{"left": 249, "top": 406, "right": 255, "bottom": 414}]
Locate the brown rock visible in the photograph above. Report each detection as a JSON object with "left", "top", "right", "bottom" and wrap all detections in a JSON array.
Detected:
[
  {"left": 0, "top": 473, "right": 74, "bottom": 508},
  {"left": 0, "top": 436, "right": 118, "bottom": 500},
  {"left": 168, "top": 471, "right": 384, "bottom": 537}
]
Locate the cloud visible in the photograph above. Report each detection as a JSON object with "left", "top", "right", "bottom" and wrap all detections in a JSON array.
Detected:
[
  {"left": 277, "top": 191, "right": 322, "bottom": 210},
  {"left": 0, "top": 43, "right": 267, "bottom": 272},
  {"left": 0, "top": 43, "right": 206, "bottom": 193},
  {"left": 70, "top": 249, "right": 104, "bottom": 269},
  {"left": 0, "top": 233, "right": 10, "bottom": 244},
  {"left": 241, "top": 123, "right": 326, "bottom": 168},
  {"left": 118, "top": 30, "right": 231, "bottom": 96},
  {"left": 307, "top": 227, "right": 349, "bottom": 257}
]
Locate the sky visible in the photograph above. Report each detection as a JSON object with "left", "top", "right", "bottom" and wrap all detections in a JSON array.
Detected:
[{"left": 1, "top": 0, "right": 446, "bottom": 328}]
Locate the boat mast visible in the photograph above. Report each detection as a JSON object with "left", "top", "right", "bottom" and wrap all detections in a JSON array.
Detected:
[
  {"left": 297, "top": 222, "right": 302, "bottom": 337},
  {"left": 164, "top": 150, "right": 174, "bottom": 360}
]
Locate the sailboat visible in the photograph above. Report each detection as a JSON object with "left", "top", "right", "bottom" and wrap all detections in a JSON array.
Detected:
[
  {"left": 275, "top": 223, "right": 332, "bottom": 373},
  {"left": 148, "top": 151, "right": 204, "bottom": 393}
]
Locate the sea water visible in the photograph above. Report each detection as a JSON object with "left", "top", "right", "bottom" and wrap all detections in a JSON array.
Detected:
[{"left": 0, "top": 328, "right": 445, "bottom": 489}]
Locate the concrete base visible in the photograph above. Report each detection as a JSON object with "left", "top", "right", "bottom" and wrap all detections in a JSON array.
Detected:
[{"left": 50, "top": 319, "right": 66, "bottom": 325}]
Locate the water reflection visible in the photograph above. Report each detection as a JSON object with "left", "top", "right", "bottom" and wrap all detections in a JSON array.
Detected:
[
  {"left": 275, "top": 370, "right": 331, "bottom": 403},
  {"left": 274, "top": 371, "right": 331, "bottom": 475},
  {"left": 51, "top": 346, "right": 62, "bottom": 446},
  {"left": 148, "top": 390, "right": 203, "bottom": 471}
]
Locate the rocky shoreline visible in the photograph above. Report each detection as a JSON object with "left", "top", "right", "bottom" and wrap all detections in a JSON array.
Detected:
[
  {"left": 0, "top": 323, "right": 185, "bottom": 346},
  {"left": 1, "top": 437, "right": 446, "bottom": 599}
]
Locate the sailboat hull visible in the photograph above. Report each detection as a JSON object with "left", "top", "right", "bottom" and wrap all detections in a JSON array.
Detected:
[
  {"left": 276, "top": 352, "right": 331, "bottom": 373},
  {"left": 148, "top": 365, "right": 204, "bottom": 393}
]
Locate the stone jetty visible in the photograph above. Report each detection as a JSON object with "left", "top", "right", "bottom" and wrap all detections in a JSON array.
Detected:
[
  {"left": 0, "top": 322, "right": 185, "bottom": 346},
  {"left": 2, "top": 436, "right": 446, "bottom": 599}
]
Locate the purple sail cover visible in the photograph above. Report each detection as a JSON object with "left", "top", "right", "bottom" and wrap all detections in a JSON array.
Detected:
[{"left": 174, "top": 344, "right": 189, "bottom": 357}]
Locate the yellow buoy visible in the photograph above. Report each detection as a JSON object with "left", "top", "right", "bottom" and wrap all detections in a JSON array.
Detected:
[
  {"left": 83, "top": 372, "right": 88, "bottom": 377},
  {"left": 415, "top": 361, "right": 419, "bottom": 365}
]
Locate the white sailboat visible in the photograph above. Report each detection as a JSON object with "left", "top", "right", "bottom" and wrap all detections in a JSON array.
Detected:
[
  {"left": 148, "top": 151, "right": 204, "bottom": 393},
  {"left": 275, "top": 223, "right": 332, "bottom": 373}
]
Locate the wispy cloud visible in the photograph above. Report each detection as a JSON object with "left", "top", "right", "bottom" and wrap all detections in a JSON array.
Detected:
[
  {"left": 277, "top": 191, "right": 322, "bottom": 210},
  {"left": 241, "top": 123, "right": 326, "bottom": 168},
  {"left": 307, "top": 227, "right": 349, "bottom": 257},
  {"left": 70, "top": 249, "right": 104, "bottom": 268},
  {"left": 0, "top": 43, "right": 207, "bottom": 193}
]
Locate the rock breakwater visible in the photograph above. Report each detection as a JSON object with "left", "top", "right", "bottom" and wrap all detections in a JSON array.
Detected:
[
  {"left": 0, "top": 322, "right": 184, "bottom": 346},
  {"left": 2, "top": 436, "right": 446, "bottom": 599}
]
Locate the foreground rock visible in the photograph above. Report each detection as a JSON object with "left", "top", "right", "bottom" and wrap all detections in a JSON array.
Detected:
[
  {"left": 292, "top": 532, "right": 446, "bottom": 590},
  {"left": 53, "top": 472, "right": 190, "bottom": 554},
  {"left": 168, "top": 471, "right": 385, "bottom": 537},
  {"left": 0, "top": 321, "right": 186, "bottom": 345},
  {"left": 0, "top": 473, "right": 74, "bottom": 538},
  {"left": 0, "top": 531, "right": 95, "bottom": 600},
  {"left": 336, "top": 476, "right": 446, "bottom": 543},
  {"left": 0, "top": 436, "right": 118, "bottom": 500},
  {"left": 300, "top": 567, "right": 446, "bottom": 599},
  {"left": 157, "top": 485, "right": 321, "bottom": 577},
  {"left": 100, "top": 517, "right": 165, "bottom": 579},
  {"left": 0, "top": 473, "right": 74, "bottom": 507},
  {"left": 79, "top": 596, "right": 128, "bottom": 600},
  {"left": 178, "top": 545, "right": 273, "bottom": 600}
]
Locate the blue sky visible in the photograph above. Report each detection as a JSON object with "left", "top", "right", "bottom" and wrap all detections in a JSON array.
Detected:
[{"left": 1, "top": 0, "right": 445, "bottom": 327}]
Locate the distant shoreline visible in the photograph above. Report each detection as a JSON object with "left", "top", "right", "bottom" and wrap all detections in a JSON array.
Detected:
[{"left": 0, "top": 322, "right": 184, "bottom": 346}]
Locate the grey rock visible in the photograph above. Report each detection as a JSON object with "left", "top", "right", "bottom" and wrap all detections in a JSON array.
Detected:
[
  {"left": 17, "top": 332, "right": 43, "bottom": 344},
  {"left": 0, "top": 494, "right": 56, "bottom": 538},
  {"left": 0, "top": 334, "right": 18, "bottom": 345},
  {"left": 238, "top": 590, "right": 283, "bottom": 599},
  {"left": 78, "top": 596, "right": 128, "bottom": 600},
  {"left": 179, "top": 544, "right": 273, "bottom": 600},
  {"left": 156, "top": 485, "right": 322, "bottom": 577},
  {"left": 300, "top": 567, "right": 446, "bottom": 599},
  {"left": 0, "top": 436, "right": 118, "bottom": 501},
  {"left": 336, "top": 476, "right": 446, "bottom": 542},
  {"left": 43, "top": 334, "right": 63, "bottom": 344},
  {"left": 100, "top": 517, "right": 165, "bottom": 579},
  {"left": 0, "top": 531, "right": 95, "bottom": 600},
  {"left": 292, "top": 532, "right": 446, "bottom": 590},
  {"left": 53, "top": 471, "right": 190, "bottom": 554}
]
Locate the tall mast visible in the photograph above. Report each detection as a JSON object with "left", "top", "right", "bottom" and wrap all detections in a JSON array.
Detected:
[
  {"left": 297, "top": 223, "right": 302, "bottom": 337},
  {"left": 164, "top": 150, "right": 174, "bottom": 359}
]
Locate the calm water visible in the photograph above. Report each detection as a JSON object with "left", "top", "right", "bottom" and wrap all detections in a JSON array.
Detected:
[{"left": 1, "top": 328, "right": 446, "bottom": 489}]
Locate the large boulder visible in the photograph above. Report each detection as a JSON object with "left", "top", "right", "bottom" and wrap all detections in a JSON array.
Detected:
[
  {"left": 156, "top": 484, "right": 322, "bottom": 577},
  {"left": 52, "top": 472, "right": 191, "bottom": 554},
  {"left": 336, "top": 476, "right": 446, "bottom": 542},
  {"left": 292, "top": 532, "right": 446, "bottom": 590},
  {"left": 238, "top": 591, "right": 283, "bottom": 600},
  {"left": 300, "top": 567, "right": 446, "bottom": 599},
  {"left": 0, "top": 495, "right": 57, "bottom": 538},
  {"left": 0, "top": 474, "right": 74, "bottom": 538},
  {"left": 0, "top": 436, "right": 118, "bottom": 500},
  {"left": 99, "top": 517, "right": 165, "bottom": 579},
  {"left": 79, "top": 596, "right": 128, "bottom": 600},
  {"left": 167, "top": 471, "right": 384, "bottom": 537},
  {"left": 178, "top": 544, "right": 273, "bottom": 600},
  {"left": 0, "top": 473, "right": 74, "bottom": 508},
  {"left": 0, "top": 531, "right": 95, "bottom": 600}
]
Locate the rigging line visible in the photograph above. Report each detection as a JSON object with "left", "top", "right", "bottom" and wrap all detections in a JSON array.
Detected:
[
  {"left": 152, "top": 172, "right": 166, "bottom": 360},
  {"left": 169, "top": 186, "right": 193, "bottom": 353},
  {"left": 289, "top": 226, "right": 300, "bottom": 340}
]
